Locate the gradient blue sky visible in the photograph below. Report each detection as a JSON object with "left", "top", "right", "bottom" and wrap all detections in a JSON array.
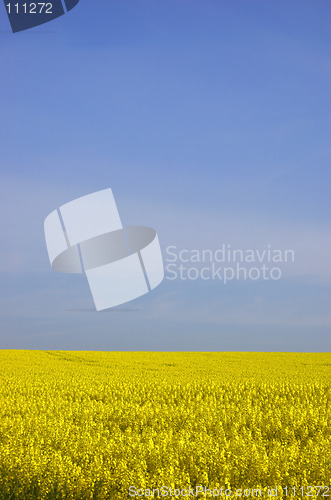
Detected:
[{"left": 0, "top": 0, "right": 330, "bottom": 350}]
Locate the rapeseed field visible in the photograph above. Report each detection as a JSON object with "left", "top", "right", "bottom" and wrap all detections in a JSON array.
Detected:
[{"left": 0, "top": 351, "right": 329, "bottom": 499}]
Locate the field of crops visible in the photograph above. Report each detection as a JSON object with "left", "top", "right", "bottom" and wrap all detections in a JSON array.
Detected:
[{"left": 0, "top": 351, "right": 329, "bottom": 499}]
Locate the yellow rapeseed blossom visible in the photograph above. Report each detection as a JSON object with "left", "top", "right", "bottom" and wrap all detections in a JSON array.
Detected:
[{"left": 0, "top": 351, "right": 329, "bottom": 499}]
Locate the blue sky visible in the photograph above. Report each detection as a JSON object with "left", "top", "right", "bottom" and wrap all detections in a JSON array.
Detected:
[{"left": 0, "top": 0, "right": 330, "bottom": 350}]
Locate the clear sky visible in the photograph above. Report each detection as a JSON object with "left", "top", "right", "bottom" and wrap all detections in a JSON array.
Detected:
[{"left": 0, "top": 0, "right": 330, "bottom": 351}]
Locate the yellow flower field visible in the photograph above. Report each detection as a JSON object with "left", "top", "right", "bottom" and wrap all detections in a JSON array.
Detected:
[{"left": 0, "top": 351, "right": 329, "bottom": 499}]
